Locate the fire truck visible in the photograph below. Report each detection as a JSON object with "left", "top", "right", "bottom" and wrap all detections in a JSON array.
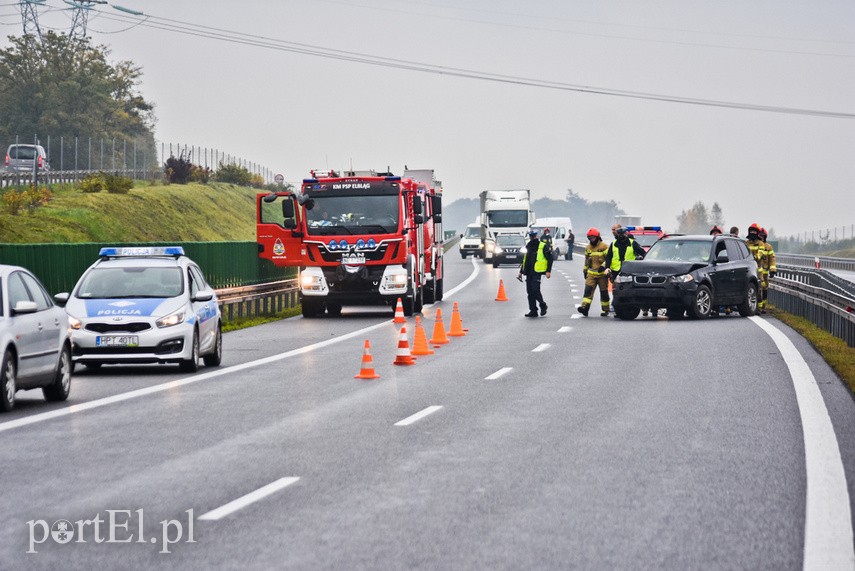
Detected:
[{"left": 256, "top": 168, "right": 444, "bottom": 317}]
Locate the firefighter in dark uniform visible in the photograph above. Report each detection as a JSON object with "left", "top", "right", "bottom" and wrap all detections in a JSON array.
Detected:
[{"left": 518, "top": 230, "right": 553, "bottom": 317}]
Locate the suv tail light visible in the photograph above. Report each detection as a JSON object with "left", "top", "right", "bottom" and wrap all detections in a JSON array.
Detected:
[
  {"left": 4, "top": 155, "right": 8, "bottom": 166},
  {"left": 37, "top": 155, "right": 44, "bottom": 168}
]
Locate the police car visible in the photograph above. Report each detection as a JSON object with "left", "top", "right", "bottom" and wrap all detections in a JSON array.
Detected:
[{"left": 56, "top": 247, "right": 222, "bottom": 372}]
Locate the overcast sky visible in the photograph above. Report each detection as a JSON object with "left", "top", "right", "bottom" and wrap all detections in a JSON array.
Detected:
[{"left": 3, "top": 0, "right": 853, "bottom": 236}]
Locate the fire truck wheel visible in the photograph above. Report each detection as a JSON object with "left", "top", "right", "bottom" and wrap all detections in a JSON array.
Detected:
[
  {"left": 423, "top": 278, "right": 436, "bottom": 304},
  {"left": 302, "top": 299, "right": 324, "bottom": 318},
  {"left": 435, "top": 278, "right": 443, "bottom": 301}
]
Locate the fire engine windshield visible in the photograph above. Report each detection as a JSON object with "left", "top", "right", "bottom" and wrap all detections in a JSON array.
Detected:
[
  {"left": 306, "top": 195, "right": 400, "bottom": 236},
  {"left": 487, "top": 210, "right": 529, "bottom": 228}
]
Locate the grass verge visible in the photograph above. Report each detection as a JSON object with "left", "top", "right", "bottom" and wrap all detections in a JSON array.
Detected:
[
  {"left": 769, "top": 306, "right": 855, "bottom": 395},
  {"left": 222, "top": 306, "right": 302, "bottom": 333}
]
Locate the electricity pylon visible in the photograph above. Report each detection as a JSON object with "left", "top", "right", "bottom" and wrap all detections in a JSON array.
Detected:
[
  {"left": 18, "top": 0, "right": 44, "bottom": 40},
  {"left": 68, "top": 1, "right": 107, "bottom": 41}
]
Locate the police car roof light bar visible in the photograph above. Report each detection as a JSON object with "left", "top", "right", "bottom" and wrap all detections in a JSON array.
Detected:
[
  {"left": 98, "top": 246, "right": 185, "bottom": 258},
  {"left": 625, "top": 226, "right": 661, "bottom": 232}
]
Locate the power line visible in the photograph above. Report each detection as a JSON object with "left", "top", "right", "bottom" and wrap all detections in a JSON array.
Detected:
[{"left": 42, "top": 4, "right": 855, "bottom": 119}]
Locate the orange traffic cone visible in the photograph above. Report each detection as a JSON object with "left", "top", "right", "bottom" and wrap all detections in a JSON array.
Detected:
[
  {"left": 448, "top": 302, "right": 467, "bottom": 336},
  {"left": 354, "top": 340, "right": 381, "bottom": 379},
  {"left": 393, "top": 326, "right": 416, "bottom": 365},
  {"left": 393, "top": 297, "right": 406, "bottom": 323},
  {"left": 429, "top": 308, "right": 450, "bottom": 345},
  {"left": 411, "top": 316, "right": 435, "bottom": 355},
  {"left": 495, "top": 279, "right": 509, "bottom": 301}
]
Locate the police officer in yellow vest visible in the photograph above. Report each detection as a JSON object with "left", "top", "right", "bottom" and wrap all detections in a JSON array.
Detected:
[
  {"left": 518, "top": 229, "right": 553, "bottom": 317},
  {"left": 605, "top": 227, "right": 646, "bottom": 280}
]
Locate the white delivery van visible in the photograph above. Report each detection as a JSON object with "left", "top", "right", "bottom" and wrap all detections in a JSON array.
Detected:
[
  {"left": 459, "top": 223, "right": 482, "bottom": 259},
  {"left": 531, "top": 217, "right": 574, "bottom": 260}
]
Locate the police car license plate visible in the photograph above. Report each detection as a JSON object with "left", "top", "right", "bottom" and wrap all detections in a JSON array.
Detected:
[
  {"left": 96, "top": 335, "right": 139, "bottom": 348},
  {"left": 341, "top": 254, "right": 365, "bottom": 265}
]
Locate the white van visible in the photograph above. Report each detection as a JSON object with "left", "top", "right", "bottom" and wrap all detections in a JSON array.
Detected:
[
  {"left": 459, "top": 223, "right": 482, "bottom": 259},
  {"left": 531, "top": 217, "right": 574, "bottom": 260}
]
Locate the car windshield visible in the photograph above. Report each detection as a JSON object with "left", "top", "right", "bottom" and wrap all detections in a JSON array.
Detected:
[
  {"left": 487, "top": 210, "right": 528, "bottom": 228},
  {"left": 645, "top": 240, "right": 711, "bottom": 263},
  {"left": 75, "top": 267, "right": 183, "bottom": 298},
  {"left": 306, "top": 195, "right": 399, "bottom": 236},
  {"left": 464, "top": 227, "right": 480, "bottom": 238},
  {"left": 497, "top": 235, "right": 524, "bottom": 247}
]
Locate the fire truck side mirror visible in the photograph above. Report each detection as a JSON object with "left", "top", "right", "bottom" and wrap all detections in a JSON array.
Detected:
[
  {"left": 415, "top": 215, "right": 425, "bottom": 224},
  {"left": 434, "top": 213, "right": 442, "bottom": 223},
  {"left": 283, "top": 219, "right": 296, "bottom": 230},
  {"left": 412, "top": 196, "right": 423, "bottom": 215},
  {"left": 281, "top": 200, "right": 295, "bottom": 219}
]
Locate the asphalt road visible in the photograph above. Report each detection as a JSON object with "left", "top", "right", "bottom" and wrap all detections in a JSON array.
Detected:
[{"left": 2, "top": 253, "right": 854, "bottom": 570}]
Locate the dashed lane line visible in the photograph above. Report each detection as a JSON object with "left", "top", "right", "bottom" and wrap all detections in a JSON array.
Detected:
[
  {"left": 532, "top": 343, "right": 551, "bottom": 352},
  {"left": 485, "top": 367, "right": 513, "bottom": 380},
  {"left": 198, "top": 477, "right": 300, "bottom": 521},
  {"left": 394, "top": 406, "right": 443, "bottom": 426}
]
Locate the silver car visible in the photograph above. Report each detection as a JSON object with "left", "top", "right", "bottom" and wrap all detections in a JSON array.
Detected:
[
  {"left": 4, "top": 144, "right": 50, "bottom": 173},
  {"left": 0, "top": 265, "right": 72, "bottom": 411},
  {"left": 57, "top": 247, "right": 222, "bottom": 372}
]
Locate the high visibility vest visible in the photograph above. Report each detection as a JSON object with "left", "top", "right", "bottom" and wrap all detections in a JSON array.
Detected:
[
  {"left": 523, "top": 242, "right": 550, "bottom": 273},
  {"left": 609, "top": 239, "right": 637, "bottom": 272}
]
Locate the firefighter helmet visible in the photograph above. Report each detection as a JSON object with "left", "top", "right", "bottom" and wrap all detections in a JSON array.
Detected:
[
  {"left": 710, "top": 225, "right": 722, "bottom": 235},
  {"left": 586, "top": 227, "right": 600, "bottom": 238},
  {"left": 748, "top": 223, "right": 761, "bottom": 233},
  {"left": 759, "top": 227, "right": 768, "bottom": 238}
]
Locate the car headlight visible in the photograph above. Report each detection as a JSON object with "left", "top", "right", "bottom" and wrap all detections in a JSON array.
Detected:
[
  {"left": 614, "top": 274, "right": 633, "bottom": 283},
  {"left": 670, "top": 274, "right": 694, "bottom": 283},
  {"left": 156, "top": 310, "right": 185, "bottom": 328},
  {"left": 494, "top": 246, "right": 503, "bottom": 254},
  {"left": 67, "top": 316, "right": 82, "bottom": 330}
]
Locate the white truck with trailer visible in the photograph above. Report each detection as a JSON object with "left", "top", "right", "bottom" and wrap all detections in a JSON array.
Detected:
[{"left": 479, "top": 190, "right": 534, "bottom": 261}]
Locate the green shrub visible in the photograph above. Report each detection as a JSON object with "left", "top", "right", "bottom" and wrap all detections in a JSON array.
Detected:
[
  {"left": 165, "top": 155, "right": 193, "bottom": 184},
  {"left": 79, "top": 172, "right": 107, "bottom": 193},
  {"left": 214, "top": 162, "right": 252, "bottom": 186},
  {"left": 2, "top": 190, "right": 23, "bottom": 215},
  {"left": 190, "top": 165, "right": 211, "bottom": 183},
  {"left": 105, "top": 173, "right": 134, "bottom": 194}
]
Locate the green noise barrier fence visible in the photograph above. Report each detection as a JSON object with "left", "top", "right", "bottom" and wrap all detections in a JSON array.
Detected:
[{"left": 0, "top": 241, "right": 295, "bottom": 295}]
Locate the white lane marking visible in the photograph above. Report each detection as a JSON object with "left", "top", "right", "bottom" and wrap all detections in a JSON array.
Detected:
[
  {"left": 749, "top": 317, "right": 855, "bottom": 570},
  {"left": 570, "top": 314, "right": 583, "bottom": 319},
  {"left": 532, "top": 343, "right": 551, "bottom": 352},
  {"left": 0, "top": 263, "right": 484, "bottom": 434},
  {"left": 443, "top": 257, "right": 480, "bottom": 299},
  {"left": 486, "top": 367, "right": 512, "bottom": 380},
  {"left": 558, "top": 326, "right": 572, "bottom": 333},
  {"left": 198, "top": 477, "right": 300, "bottom": 521},
  {"left": 394, "top": 405, "right": 443, "bottom": 426}
]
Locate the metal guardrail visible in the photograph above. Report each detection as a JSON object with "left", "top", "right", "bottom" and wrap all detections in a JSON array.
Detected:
[
  {"left": 0, "top": 169, "right": 156, "bottom": 188},
  {"left": 775, "top": 253, "right": 855, "bottom": 273},
  {"left": 215, "top": 279, "right": 299, "bottom": 323},
  {"left": 770, "top": 266, "right": 855, "bottom": 347}
]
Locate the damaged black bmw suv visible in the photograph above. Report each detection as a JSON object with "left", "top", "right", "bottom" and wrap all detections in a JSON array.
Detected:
[{"left": 611, "top": 235, "right": 759, "bottom": 320}]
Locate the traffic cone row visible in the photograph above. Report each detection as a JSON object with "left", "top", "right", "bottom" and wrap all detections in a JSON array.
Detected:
[{"left": 354, "top": 301, "right": 474, "bottom": 378}]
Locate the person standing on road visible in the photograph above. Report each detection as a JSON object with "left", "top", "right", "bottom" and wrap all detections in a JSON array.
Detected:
[
  {"left": 605, "top": 227, "right": 647, "bottom": 316},
  {"left": 518, "top": 230, "right": 553, "bottom": 317},
  {"left": 566, "top": 229, "right": 575, "bottom": 260},
  {"left": 729, "top": 226, "right": 740, "bottom": 237},
  {"left": 746, "top": 223, "right": 768, "bottom": 310},
  {"left": 758, "top": 227, "right": 776, "bottom": 314},
  {"left": 710, "top": 226, "right": 723, "bottom": 236},
  {"left": 578, "top": 228, "right": 610, "bottom": 317}
]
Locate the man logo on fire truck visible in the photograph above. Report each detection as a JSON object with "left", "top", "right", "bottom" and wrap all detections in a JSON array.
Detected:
[{"left": 257, "top": 169, "right": 444, "bottom": 318}]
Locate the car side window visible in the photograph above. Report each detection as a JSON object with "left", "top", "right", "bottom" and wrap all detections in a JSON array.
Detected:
[
  {"left": 189, "top": 266, "right": 209, "bottom": 297},
  {"left": 733, "top": 240, "right": 751, "bottom": 260},
  {"left": 7, "top": 272, "right": 33, "bottom": 308},
  {"left": 713, "top": 240, "right": 728, "bottom": 262},
  {"left": 188, "top": 268, "right": 200, "bottom": 298},
  {"left": 725, "top": 239, "right": 744, "bottom": 261},
  {"left": 19, "top": 272, "right": 52, "bottom": 310}
]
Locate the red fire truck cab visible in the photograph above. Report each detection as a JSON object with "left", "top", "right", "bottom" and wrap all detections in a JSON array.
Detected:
[{"left": 257, "top": 169, "right": 444, "bottom": 317}]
